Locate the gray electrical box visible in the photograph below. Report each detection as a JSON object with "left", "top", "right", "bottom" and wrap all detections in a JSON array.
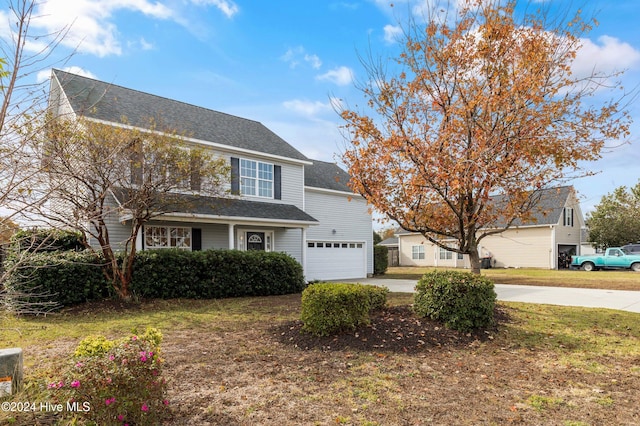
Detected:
[{"left": 0, "top": 348, "right": 23, "bottom": 397}]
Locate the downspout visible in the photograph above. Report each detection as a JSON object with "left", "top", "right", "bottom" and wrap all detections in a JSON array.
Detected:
[{"left": 550, "top": 225, "right": 556, "bottom": 270}]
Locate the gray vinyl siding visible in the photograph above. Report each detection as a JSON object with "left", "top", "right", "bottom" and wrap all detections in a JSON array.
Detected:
[
  {"left": 274, "top": 228, "right": 303, "bottom": 264},
  {"left": 200, "top": 223, "right": 230, "bottom": 249},
  {"left": 304, "top": 189, "right": 373, "bottom": 275},
  {"left": 91, "top": 195, "right": 134, "bottom": 251}
]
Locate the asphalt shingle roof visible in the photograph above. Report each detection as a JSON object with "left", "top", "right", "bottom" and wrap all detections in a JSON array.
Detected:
[
  {"left": 304, "top": 160, "right": 352, "bottom": 192},
  {"left": 112, "top": 189, "right": 318, "bottom": 223},
  {"left": 395, "top": 186, "right": 573, "bottom": 234},
  {"left": 187, "top": 196, "right": 318, "bottom": 223},
  {"left": 492, "top": 185, "right": 572, "bottom": 227},
  {"left": 52, "top": 69, "right": 308, "bottom": 161}
]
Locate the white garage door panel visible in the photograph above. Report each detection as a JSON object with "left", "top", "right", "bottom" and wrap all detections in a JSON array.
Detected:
[{"left": 306, "top": 242, "right": 366, "bottom": 281}]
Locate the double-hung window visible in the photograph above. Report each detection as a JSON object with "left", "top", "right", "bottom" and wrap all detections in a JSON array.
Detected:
[
  {"left": 439, "top": 247, "right": 453, "bottom": 260},
  {"left": 412, "top": 245, "right": 425, "bottom": 260},
  {"left": 240, "top": 159, "right": 273, "bottom": 198},
  {"left": 563, "top": 207, "right": 574, "bottom": 227},
  {"left": 145, "top": 226, "right": 192, "bottom": 249}
]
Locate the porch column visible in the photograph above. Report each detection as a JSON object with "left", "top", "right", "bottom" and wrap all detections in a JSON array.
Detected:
[
  {"left": 136, "top": 228, "right": 143, "bottom": 251},
  {"left": 228, "top": 224, "right": 235, "bottom": 250}
]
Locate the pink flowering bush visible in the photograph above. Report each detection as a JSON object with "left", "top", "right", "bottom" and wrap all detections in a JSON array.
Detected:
[{"left": 47, "top": 327, "right": 169, "bottom": 425}]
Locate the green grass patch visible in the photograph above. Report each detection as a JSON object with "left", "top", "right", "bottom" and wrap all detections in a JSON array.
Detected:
[
  {"left": 497, "top": 302, "right": 640, "bottom": 358},
  {"left": 385, "top": 266, "right": 640, "bottom": 290},
  {"left": 527, "top": 394, "right": 564, "bottom": 411}
]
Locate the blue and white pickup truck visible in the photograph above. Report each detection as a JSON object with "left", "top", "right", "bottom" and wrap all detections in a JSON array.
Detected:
[{"left": 571, "top": 247, "right": 640, "bottom": 272}]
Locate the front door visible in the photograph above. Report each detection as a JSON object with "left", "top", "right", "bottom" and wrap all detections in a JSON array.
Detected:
[{"left": 246, "top": 232, "right": 265, "bottom": 251}]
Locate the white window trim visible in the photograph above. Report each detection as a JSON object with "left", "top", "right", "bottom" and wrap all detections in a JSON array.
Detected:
[
  {"left": 563, "top": 207, "right": 574, "bottom": 227},
  {"left": 412, "top": 245, "right": 425, "bottom": 260},
  {"left": 144, "top": 225, "right": 192, "bottom": 250},
  {"left": 240, "top": 158, "right": 274, "bottom": 199},
  {"left": 439, "top": 247, "right": 453, "bottom": 260}
]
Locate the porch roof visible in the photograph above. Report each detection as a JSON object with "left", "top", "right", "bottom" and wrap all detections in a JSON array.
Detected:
[{"left": 113, "top": 190, "right": 319, "bottom": 226}]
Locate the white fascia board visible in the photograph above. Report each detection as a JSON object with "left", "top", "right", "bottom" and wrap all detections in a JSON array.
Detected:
[
  {"left": 304, "top": 185, "right": 363, "bottom": 198},
  {"left": 120, "top": 210, "right": 318, "bottom": 228},
  {"left": 81, "top": 117, "right": 313, "bottom": 166}
]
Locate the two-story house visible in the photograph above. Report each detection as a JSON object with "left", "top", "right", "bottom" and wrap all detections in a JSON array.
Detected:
[
  {"left": 394, "top": 186, "right": 586, "bottom": 269},
  {"left": 47, "top": 69, "right": 373, "bottom": 281}
]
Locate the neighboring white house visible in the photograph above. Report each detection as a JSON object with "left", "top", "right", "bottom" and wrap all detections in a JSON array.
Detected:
[
  {"left": 47, "top": 69, "right": 373, "bottom": 281},
  {"left": 396, "top": 186, "right": 587, "bottom": 270}
]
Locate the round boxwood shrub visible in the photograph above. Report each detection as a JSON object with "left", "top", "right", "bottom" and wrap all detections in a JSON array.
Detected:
[
  {"left": 300, "top": 283, "right": 388, "bottom": 337},
  {"left": 414, "top": 270, "right": 496, "bottom": 332}
]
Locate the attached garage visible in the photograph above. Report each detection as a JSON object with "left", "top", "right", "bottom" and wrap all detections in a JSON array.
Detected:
[{"left": 305, "top": 241, "right": 367, "bottom": 281}]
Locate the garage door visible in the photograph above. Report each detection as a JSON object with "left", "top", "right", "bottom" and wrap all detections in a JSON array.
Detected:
[{"left": 306, "top": 241, "right": 366, "bottom": 281}]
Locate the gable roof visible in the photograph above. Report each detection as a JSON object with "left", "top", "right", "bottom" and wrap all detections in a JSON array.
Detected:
[
  {"left": 396, "top": 186, "right": 575, "bottom": 235},
  {"left": 51, "top": 69, "right": 308, "bottom": 161},
  {"left": 305, "top": 160, "right": 352, "bottom": 192},
  {"left": 496, "top": 185, "right": 574, "bottom": 227}
]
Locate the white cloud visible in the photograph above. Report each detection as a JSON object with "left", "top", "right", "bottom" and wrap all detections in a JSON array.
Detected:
[
  {"left": 36, "top": 66, "right": 98, "bottom": 83},
  {"left": 316, "top": 66, "right": 354, "bottom": 86},
  {"left": 383, "top": 24, "right": 402, "bottom": 44},
  {"left": 283, "top": 99, "right": 333, "bottom": 117},
  {"left": 573, "top": 35, "right": 640, "bottom": 77},
  {"left": 281, "top": 46, "right": 323, "bottom": 69},
  {"left": 1, "top": 0, "right": 237, "bottom": 59},
  {"left": 305, "top": 53, "right": 322, "bottom": 70},
  {"left": 191, "top": 0, "right": 239, "bottom": 18},
  {"left": 139, "top": 37, "right": 154, "bottom": 50},
  {"left": 19, "top": 0, "right": 174, "bottom": 57}
]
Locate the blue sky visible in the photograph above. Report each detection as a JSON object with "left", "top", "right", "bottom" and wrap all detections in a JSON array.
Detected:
[{"left": 2, "top": 0, "right": 639, "bottom": 221}]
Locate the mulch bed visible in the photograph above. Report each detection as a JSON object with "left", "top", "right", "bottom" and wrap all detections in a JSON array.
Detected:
[{"left": 274, "top": 305, "right": 510, "bottom": 353}]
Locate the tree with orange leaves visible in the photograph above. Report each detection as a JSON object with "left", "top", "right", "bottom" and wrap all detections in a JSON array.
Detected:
[{"left": 340, "top": 0, "right": 631, "bottom": 273}]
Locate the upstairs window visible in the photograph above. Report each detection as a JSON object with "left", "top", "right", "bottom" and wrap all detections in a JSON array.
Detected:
[
  {"left": 240, "top": 159, "right": 273, "bottom": 198},
  {"left": 129, "top": 143, "right": 201, "bottom": 191},
  {"left": 563, "top": 207, "right": 574, "bottom": 227}
]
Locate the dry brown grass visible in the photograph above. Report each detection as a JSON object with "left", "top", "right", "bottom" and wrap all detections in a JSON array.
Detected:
[{"left": 2, "top": 293, "right": 640, "bottom": 425}]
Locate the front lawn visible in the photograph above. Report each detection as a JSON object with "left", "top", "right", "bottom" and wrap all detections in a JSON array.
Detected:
[
  {"left": 385, "top": 266, "right": 640, "bottom": 290},
  {"left": 2, "top": 293, "right": 640, "bottom": 425}
]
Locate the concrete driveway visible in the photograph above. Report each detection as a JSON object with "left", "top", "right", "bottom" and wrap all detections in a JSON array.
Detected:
[{"left": 338, "top": 278, "right": 640, "bottom": 313}]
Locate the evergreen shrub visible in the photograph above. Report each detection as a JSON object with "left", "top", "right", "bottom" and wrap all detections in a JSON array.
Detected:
[
  {"left": 414, "top": 270, "right": 496, "bottom": 332},
  {"left": 373, "top": 244, "right": 388, "bottom": 275},
  {"left": 300, "top": 282, "right": 388, "bottom": 336}
]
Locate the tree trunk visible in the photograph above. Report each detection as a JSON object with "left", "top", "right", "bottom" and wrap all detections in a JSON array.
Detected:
[{"left": 468, "top": 246, "right": 481, "bottom": 274}]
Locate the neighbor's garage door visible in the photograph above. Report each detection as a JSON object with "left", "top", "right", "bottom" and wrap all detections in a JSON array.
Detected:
[{"left": 306, "top": 241, "right": 366, "bottom": 281}]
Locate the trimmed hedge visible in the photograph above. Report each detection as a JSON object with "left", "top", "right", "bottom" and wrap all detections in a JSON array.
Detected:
[
  {"left": 4, "top": 249, "right": 306, "bottom": 309},
  {"left": 130, "top": 249, "right": 306, "bottom": 299},
  {"left": 374, "top": 244, "right": 388, "bottom": 275},
  {"left": 300, "top": 282, "right": 388, "bottom": 336},
  {"left": 414, "top": 270, "right": 496, "bottom": 332},
  {"left": 2, "top": 251, "right": 110, "bottom": 307},
  {"left": 10, "top": 228, "right": 85, "bottom": 253}
]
